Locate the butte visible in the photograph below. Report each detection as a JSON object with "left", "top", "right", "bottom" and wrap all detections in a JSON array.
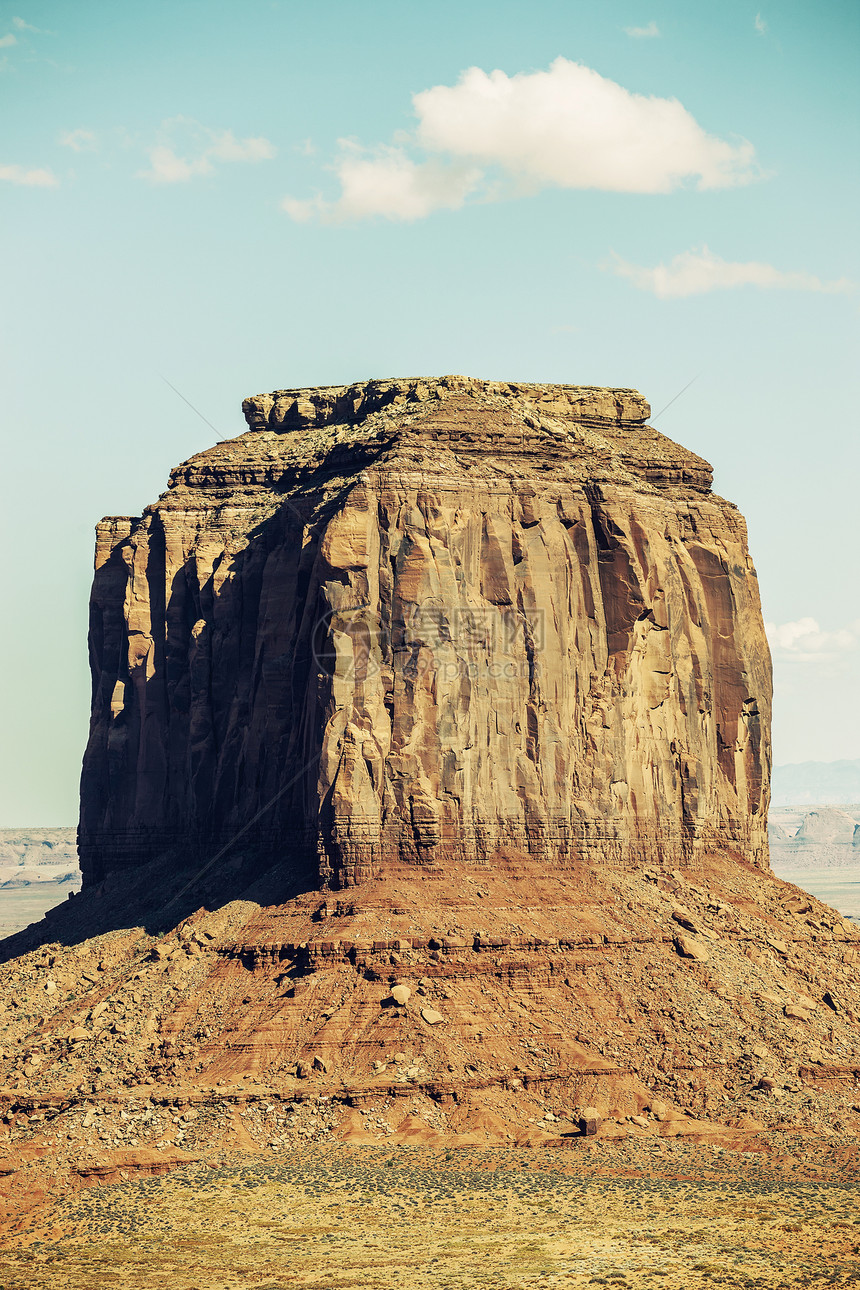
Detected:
[
  {"left": 7, "top": 376, "right": 859, "bottom": 1146},
  {"left": 80, "top": 375, "right": 770, "bottom": 889}
]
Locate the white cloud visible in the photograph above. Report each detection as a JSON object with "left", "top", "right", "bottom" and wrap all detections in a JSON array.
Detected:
[
  {"left": 414, "top": 60, "right": 756, "bottom": 193},
  {"left": 0, "top": 33, "right": 17, "bottom": 47},
  {"left": 0, "top": 162, "right": 58, "bottom": 187},
  {"left": 12, "top": 16, "right": 42, "bottom": 32},
  {"left": 139, "top": 145, "right": 214, "bottom": 184},
  {"left": 610, "top": 245, "right": 853, "bottom": 298},
  {"left": 767, "top": 618, "right": 860, "bottom": 663},
  {"left": 59, "top": 128, "right": 97, "bottom": 153},
  {"left": 755, "top": 13, "right": 768, "bottom": 35},
  {"left": 284, "top": 57, "right": 759, "bottom": 223},
  {"left": 137, "top": 120, "right": 276, "bottom": 184},
  {"left": 625, "top": 21, "right": 660, "bottom": 38},
  {"left": 769, "top": 620, "right": 860, "bottom": 762},
  {"left": 206, "top": 131, "right": 276, "bottom": 164},
  {"left": 283, "top": 143, "right": 481, "bottom": 223}
]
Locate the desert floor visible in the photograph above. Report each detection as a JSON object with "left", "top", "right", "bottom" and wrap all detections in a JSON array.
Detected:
[{"left": 1, "top": 1141, "right": 858, "bottom": 1289}]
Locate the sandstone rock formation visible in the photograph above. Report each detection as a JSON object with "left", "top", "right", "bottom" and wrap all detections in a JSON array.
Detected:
[
  {"left": 769, "top": 807, "right": 860, "bottom": 913},
  {"left": 79, "top": 375, "right": 770, "bottom": 893},
  {"left": 5, "top": 382, "right": 858, "bottom": 1219},
  {"left": 4, "top": 844, "right": 860, "bottom": 1164},
  {"left": 796, "top": 809, "right": 858, "bottom": 848}
]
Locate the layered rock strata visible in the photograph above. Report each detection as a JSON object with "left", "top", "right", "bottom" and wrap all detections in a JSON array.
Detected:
[
  {"left": 4, "top": 849, "right": 860, "bottom": 1157},
  {"left": 79, "top": 375, "right": 771, "bottom": 890}
]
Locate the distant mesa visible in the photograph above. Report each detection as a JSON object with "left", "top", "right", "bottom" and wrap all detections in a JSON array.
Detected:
[
  {"left": 0, "top": 828, "right": 81, "bottom": 937},
  {"left": 796, "top": 809, "right": 857, "bottom": 848},
  {"left": 768, "top": 803, "right": 860, "bottom": 880},
  {"left": 770, "top": 759, "right": 860, "bottom": 807},
  {"left": 79, "top": 375, "right": 771, "bottom": 898}
]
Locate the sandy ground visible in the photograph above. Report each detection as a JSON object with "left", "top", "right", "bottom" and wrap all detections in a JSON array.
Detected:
[
  {"left": 2, "top": 842, "right": 859, "bottom": 1287},
  {"left": 0, "top": 884, "right": 78, "bottom": 940},
  {"left": 1, "top": 1142, "right": 858, "bottom": 1289}
]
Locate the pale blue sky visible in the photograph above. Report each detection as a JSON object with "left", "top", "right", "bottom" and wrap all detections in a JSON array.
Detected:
[{"left": 1, "top": 0, "right": 857, "bottom": 823}]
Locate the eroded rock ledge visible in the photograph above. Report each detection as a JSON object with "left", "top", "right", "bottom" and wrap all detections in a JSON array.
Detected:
[{"left": 79, "top": 375, "right": 770, "bottom": 891}]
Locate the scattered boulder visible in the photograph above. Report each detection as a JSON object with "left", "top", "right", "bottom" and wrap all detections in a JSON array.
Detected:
[
  {"left": 758, "top": 991, "right": 782, "bottom": 1006},
  {"left": 389, "top": 985, "right": 411, "bottom": 1007},
  {"left": 672, "top": 908, "right": 704, "bottom": 935},
  {"left": 673, "top": 934, "right": 709, "bottom": 963},
  {"left": 578, "top": 1107, "right": 601, "bottom": 1136},
  {"left": 420, "top": 1007, "right": 444, "bottom": 1025}
]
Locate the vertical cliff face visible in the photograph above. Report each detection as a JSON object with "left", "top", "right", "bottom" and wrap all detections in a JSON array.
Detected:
[{"left": 79, "top": 376, "right": 771, "bottom": 890}]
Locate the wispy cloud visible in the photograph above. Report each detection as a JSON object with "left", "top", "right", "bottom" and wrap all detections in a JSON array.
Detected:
[
  {"left": 59, "top": 128, "right": 97, "bottom": 153},
  {"left": 2, "top": 16, "right": 54, "bottom": 44},
  {"left": 610, "top": 245, "right": 852, "bottom": 298},
  {"left": 139, "top": 146, "right": 212, "bottom": 184},
  {"left": 283, "top": 57, "right": 759, "bottom": 223},
  {"left": 0, "top": 162, "right": 58, "bottom": 187},
  {"left": 767, "top": 618, "right": 860, "bottom": 664},
  {"left": 206, "top": 132, "right": 275, "bottom": 164},
  {"left": 754, "top": 13, "right": 768, "bottom": 35},
  {"left": 283, "top": 145, "right": 481, "bottom": 222},
  {"left": 137, "top": 119, "right": 276, "bottom": 184},
  {"left": 624, "top": 21, "right": 660, "bottom": 38}
]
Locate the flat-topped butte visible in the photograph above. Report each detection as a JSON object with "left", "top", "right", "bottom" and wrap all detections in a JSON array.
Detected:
[{"left": 242, "top": 375, "right": 652, "bottom": 434}]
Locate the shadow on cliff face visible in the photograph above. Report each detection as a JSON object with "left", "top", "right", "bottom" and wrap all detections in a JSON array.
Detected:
[
  {"left": 79, "top": 490, "right": 334, "bottom": 893},
  {"left": 0, "top": 849, "right": 319, "bottom": 963}
]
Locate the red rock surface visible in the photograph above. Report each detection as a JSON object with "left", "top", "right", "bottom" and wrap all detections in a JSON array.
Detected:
[
  {"left": 5, "top": 376, "right": 855, "bottom": 1230},
  {"left": 1, "top": 848, "right": 859, "bottom": 1171},
  {"left": 79, "top": 375, "right": 770, "bottom": 892}
]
